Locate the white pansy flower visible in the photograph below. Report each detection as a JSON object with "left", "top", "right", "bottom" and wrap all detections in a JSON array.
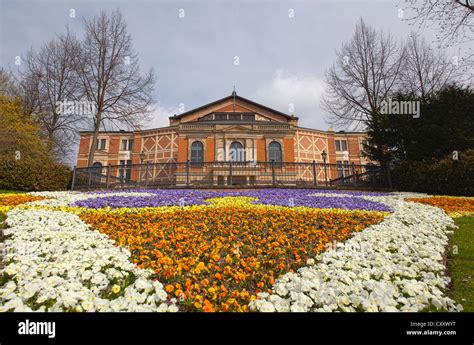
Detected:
[
  {"left": 1, "top": 204, "right": 172, "bottom": 312},
  {"left": 250, "top": 195, "right": 460, "bottom": 313}
]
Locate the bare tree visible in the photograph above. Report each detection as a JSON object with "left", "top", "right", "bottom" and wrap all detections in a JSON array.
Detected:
[
  {"left": 18, "top": 30, "right": 83, "bottom": 161},
  {"left": 74, "top": 9, "right": 155, "bottom": 167},
  {"left": 17, "top": 54, "right": 42, "bottom": 117},
  {"left": 322, "top": 18, "right": 406, "bottom": 128},
  {"left": 402, "top": 0, "right": 474, "bottom": 67},
  {"left": 0, "top": 69, "right": 19, "bottom": 152},
  {"left": 0, "top": 68, "right": 18, "bottom": 97},
  {"left": 400, "top": 34, "right": 460, "bottom": 99},
  {"left": 402, "top": 0, "right": 474, "bottom": 42}
]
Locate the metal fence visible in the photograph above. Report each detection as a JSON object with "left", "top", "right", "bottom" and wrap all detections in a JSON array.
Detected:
[{"left": 71, "top": 161, "right": 392, "bottom": 190}]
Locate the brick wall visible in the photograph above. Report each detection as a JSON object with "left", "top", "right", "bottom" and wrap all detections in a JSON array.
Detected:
[
  {"left": 256, "top": 139, "right": 266, "bottom": 161},
  {"left": 177, "top": 137, "right": 188, "bottom": 163},
  {"left": 205, "top": 137, "right": 215, "bottom": 162},
  {"left": 283, "top": 138, "right": 295, "bottom": 162}
]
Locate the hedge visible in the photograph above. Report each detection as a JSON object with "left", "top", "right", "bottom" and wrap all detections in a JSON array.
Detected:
[
  {"left": 0, "top": 156, "right": 71, "bottom": 191},
  {"left": 391, "top": 150, "right": 474, "bottom": 196}
]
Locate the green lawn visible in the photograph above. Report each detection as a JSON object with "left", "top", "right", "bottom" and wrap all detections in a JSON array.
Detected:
[{"left": 449, "top": 216, "right": 474, "bottom": 311}]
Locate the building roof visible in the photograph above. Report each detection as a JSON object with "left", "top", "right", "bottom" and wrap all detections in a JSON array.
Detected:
[
  {"left": 79, "top": 130, "right": 133, "bottom": 134},
  {"left": 169, "top": 92, "right": 299, "bottom": 120},
  {"left": 295, "top": 126, "right": 368, "bottom": 135}
]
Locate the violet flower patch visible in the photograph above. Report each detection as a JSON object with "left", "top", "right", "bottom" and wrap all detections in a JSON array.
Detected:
[{"left": 73, "top": 189, "right": 391, "bottom": 212}]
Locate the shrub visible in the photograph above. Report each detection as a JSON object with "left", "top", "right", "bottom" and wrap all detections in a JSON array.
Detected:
[
  {"left": 0, "top": 95, "right": 71, "bottom": 191},
  {"left": 391, "top": 150, "right": 474, "bottom": 196},
  {"left": 0, "top": 156, "right": 71, "bottom": 191}
]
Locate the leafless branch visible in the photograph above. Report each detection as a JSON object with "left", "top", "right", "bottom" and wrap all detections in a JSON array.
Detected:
[{"left": 73, "top": 9, "right": 155, "bottom": 166}]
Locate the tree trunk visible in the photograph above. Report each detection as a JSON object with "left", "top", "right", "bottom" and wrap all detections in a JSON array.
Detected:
[
  {"left": 87, "top": 113, "right": 101, "bottom": 167},
  {"left": 47, "top": 130, "right": 54, "bottom": 153}
]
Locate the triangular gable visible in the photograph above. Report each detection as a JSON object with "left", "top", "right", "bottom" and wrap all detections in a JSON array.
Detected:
[
  {"left": 169, "top": 94, "right": 297, "bottom": 125},
  {"left": 219, "top": 124, "right": 253, "bottom": 132},
  {"left": 215, "top": 103, "right": 252, "bottom": 113}
]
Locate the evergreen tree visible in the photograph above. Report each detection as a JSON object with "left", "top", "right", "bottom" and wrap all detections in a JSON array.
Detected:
[{"left": 364, "top": 85, "right": 474, "bottom": 163}]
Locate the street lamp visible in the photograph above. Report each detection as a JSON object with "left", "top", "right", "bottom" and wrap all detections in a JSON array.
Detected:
[{"left": 321, "top": 150, "right": 328, "bottom": 186}]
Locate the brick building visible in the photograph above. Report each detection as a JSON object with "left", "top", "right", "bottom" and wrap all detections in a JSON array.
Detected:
[{"left": 76, "top": 92, "right": 369, "bottom": 186}]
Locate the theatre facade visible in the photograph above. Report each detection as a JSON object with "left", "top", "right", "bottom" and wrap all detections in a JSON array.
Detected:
[{"left": 76, "top": 92, "right": 371, "bottom": 187}]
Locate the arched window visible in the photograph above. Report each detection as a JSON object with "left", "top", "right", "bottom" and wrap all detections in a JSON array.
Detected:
[
  {"left": 229, "top": 141, "right": 245, "bottom": 161},
  {"left": 190, "top": 141, "right": 204, "bottom": 164},
  {"left": 268, "top": 141, "right": 282, "bottom": 163}
]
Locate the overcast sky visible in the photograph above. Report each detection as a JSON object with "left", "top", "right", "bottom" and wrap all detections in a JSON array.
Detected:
[{"left": 0, "top": 0, "right": 470, "bottom": 135}]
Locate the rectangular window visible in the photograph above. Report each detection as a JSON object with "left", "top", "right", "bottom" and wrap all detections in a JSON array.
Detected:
[
  {"left": 215, "top": 113, "right": 227, "bottom": 121},
  {"left": 242, "top": 114, "right": 255, "bottom": 121},
  {"left": 337, "top": 160, "right": 343, "bottom": 177},
  {"left": 97, "top": 139, "right": 106, "bottom": 150},
  {"left": 118, "top": 160, "right": 132, "bottom": 181},
  {"left": 228, "top": 114, "right": 241, "bottom": 121},
  {"left": 335, "top": 140, "right": 348, "bottom": 151},
  {"left": 343, "top": 161, "right": 350, "bottom": 176},
  {"left": 337, "top": 160, "right": 350, "bottom": 177},
  {"left": 121, "top": 139, "right": 134, "bottom": 151}
]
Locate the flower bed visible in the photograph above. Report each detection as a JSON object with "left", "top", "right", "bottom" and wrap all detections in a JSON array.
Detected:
[
  {"left": 0, "top": 195, "right": 45, "bottom": 206},
  {"left": 0, "top": 207, "right": 176, "bottom": 312},
  {"left": 73, "top": 189, "right": 391, "bottom": 212},
  {"left": 406, "top": 196, "right": 474, "bottom": 218},
  {"left": 0, "top": 194, "right": 45, "bottom": 214},
  {"left": 0, "top": 189, "right": 464, "bottom": 312},
  {"left": 79, "top": 199, "right": 385, "bottom": 312},
  {"left": 250, "top": 196, "right": 462, "bottom": 312}
]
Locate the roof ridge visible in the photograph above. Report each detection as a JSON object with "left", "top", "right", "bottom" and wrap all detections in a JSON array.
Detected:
[{"left": 169, "top": 94, "right": 298, "bottom": 120}]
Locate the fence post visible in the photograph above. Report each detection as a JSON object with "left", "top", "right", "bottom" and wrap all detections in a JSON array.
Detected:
[
  {"left": 106, "top": 164, "right": 111, "bottom": 190},
  {"left": 271, "top": 160, "right": 276, "bottom": 186},
  {"left": 312, "top": 160, "right": 317, "bottom": 186},
  {"left": 229, "top": 161, "right": 233, "bottom": 186},
  {"left": 351, "top": 162, "right": 357, "bottom": 187},
  {"left": 372, "top": 169, "right": 376, "bottom": 188},
  {"left": 145, "top": 162, "right": 149, "bottom": 187},
  {"left": 71, "top": 166, "right": 77, "bottom": 191},
  {"left": 186, "top": 160, "right": 190, "bottom": 186}
]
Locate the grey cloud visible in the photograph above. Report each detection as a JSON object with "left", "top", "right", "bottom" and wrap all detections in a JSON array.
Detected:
[{"left": 1, "top": 0, "right": 469, "bottom": 156}]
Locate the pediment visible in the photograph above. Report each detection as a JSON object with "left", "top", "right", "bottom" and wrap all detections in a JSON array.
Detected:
[
  {"left": 219, "top": 124, "right": 253, "bottom": 131},
  {"left": 169, "top": 93, "right": 297, "bottom": 126},
  {"left": 213, "top": 103, "right": 254, "bottom": 113}
]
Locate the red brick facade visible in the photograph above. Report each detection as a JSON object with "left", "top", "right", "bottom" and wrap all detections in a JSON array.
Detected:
[{"left": 76, "top": 93, "right": 368, "bottom": 169}]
